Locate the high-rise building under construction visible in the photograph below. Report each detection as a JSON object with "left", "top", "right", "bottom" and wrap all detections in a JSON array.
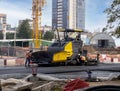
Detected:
[{"left": 52, "top": 0, "right": 85, "bottom": 30}]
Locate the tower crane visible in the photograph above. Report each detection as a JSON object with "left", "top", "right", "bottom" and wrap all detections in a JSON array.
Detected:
[{"left": 32, "top": 0, "right": 46, "bottom": 48}]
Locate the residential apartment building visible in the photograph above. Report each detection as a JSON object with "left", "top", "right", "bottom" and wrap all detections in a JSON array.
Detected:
[
  {"left": 0, "top": 14, "right": 13, "bottom": 31},
  {"left": 0, "top": 14, "right": 16, "bottom": 40},
  {"left": 52, "top": 0, "right": 85, "bottom": 30},
  {"left": 0, "top": 14, "right": 6, "bottom": 31}
]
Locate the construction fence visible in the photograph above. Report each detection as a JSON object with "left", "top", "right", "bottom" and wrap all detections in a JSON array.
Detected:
[{"left": 88, "top": 53, "right": 120, "bottom": 64}]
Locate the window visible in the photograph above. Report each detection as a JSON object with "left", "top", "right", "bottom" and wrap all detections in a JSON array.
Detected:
[{"left": 98, "top": 40, "right": 109, "bottom": 48}]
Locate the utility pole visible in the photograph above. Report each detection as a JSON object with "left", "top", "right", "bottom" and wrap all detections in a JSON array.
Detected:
[
  {"left": 3, "top": 24, "right": 6, "bottom": 40},
  {"left": 14, "top": 27, "right": 16, "bottom": 56}
]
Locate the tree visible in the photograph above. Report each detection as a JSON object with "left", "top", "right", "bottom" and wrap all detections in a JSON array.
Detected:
[
  {"left": 16, "top": 19, "right": 32, "bottom": 47},
  {"left": 104, "top": 0, "right": 120, "bottom": 37},
  {"left": 17, "top": 19, "right": 32, "bottom": 39},
  {"left": 43, "top": 31, "right": 54, "bottom": 41},
  {"left": 6, "top": 33, "right": 14, "bottom": 39},
  {"left": 0, "top": 32, "right": 3, "bottom": 39}
]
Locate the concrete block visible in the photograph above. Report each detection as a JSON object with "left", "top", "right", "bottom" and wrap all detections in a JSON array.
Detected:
[
  {"left": 0, "top": 59, "right": 4, "bottom": 66},
  {"left": 113, "top": 58, "right": 119, "bottom": 63},
  {"left": 16, "top": 58, "right": 25, "bottom": 66},
  {"left": 7, "top": 59, "right": 16, "bottom": 66},
  {"left": 1, "top": 78, "right": 32, "bottom": 91},
  {"left": 32, "top": 81, "right": 54, "bottom": 91}
]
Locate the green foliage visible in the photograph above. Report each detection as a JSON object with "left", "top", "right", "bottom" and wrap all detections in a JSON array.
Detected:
[
  {"left": 0, "top": 32, "right": 3, "bottom": 39},
  {"left": 104, "top": 0, "right": 120, "bottom": 37},
  {"left": 0, "top": 32, "right": 14, "bottom": 39},
  {"left": 43, "top": 31, "right": 54, "bottom": 41},
  {"left": 6, "top": 33, "right": 14, "bottom": 39},
  {"left": 111, "top": 26, "right": 120, "bottom": 38},
  {"left": 16, "top": 19, "right": 32, "bottom": 47},
  {"left": 17, "top": 19, "right": 32, "bottom": 39}
]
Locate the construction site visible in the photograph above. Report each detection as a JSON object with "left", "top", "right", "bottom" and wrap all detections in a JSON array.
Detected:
[{"left": 0, "top": 0, "right": 120, "bottom": 91}]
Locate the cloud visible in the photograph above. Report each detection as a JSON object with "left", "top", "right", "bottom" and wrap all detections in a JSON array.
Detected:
[
  {"left": 85, "top": 0, "right": 111, "bottom": 32},
  {"left": 85, "top": 0, "right": 120, "bottom": 46},
  {"left": 0, "top": 0, "right": 112, "bottom": 29},
  {"left": 0, "top": 0, "right": 32, "bottom": 27},
  {"left": 85, "top": 13, "right": 107, "bottom": 32},
  {"left": 86, "top": 22, "right": 107, "bottom": 33},
  {"left": 0, "top": 0, "right": 52, "bottom": 27}
]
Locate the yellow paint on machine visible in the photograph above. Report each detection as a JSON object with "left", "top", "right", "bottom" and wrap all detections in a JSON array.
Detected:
[
  {"left": 64, "top": 42, "right": 73, "bottom": 57},
  {"left": 53, "top": 42, "right": 73, "bottom": 63},
  {"left": 53, "top": 51, "right": 67, "bottom": 62}
]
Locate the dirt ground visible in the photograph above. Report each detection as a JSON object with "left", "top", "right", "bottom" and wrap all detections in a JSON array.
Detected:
[
  {"left": 1, "top": 79, "right": 120, "bottom": 91},
  {"left": 31, "top": 80, "right": 120, "bottom": 90},
  {"left": 88, "top": 80, "right": 120, "bottom": 87}
]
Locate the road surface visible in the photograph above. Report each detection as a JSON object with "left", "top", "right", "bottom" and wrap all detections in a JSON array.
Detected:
[{"left": 0, "top": 63, "right": 120, "bottom": 75}]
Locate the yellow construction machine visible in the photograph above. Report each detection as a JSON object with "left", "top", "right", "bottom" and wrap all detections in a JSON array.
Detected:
[{"left": 31, "top": 29, "right": 99, "bottom": 66}]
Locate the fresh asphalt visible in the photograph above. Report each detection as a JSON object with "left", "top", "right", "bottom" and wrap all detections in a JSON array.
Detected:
[{"left": 0, "top": 63, "right": 120, "bottom": 75}]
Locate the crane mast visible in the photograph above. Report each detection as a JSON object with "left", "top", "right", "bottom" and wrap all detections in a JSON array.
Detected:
[{"left": 32, "top": 0, "right": 46, "bottom": 48}]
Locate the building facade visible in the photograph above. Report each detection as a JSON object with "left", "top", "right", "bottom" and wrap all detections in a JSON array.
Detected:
[
  {"left": 0, "top": 14, "right": 6, "bottom": 31},
  {"left": 0, "top": 14, "right": 7, "bottom": 40},
  {"left": 90, "top": 33, "right": 115, "bottom": 48},
  {"left": 0, "top": 13, "right": 16, "bottom": 40},
  {"left": 52, "top": 0, "right": 85, "bottom": 30}
]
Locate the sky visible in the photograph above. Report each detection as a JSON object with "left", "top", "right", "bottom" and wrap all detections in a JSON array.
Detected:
[
  {"left": 0, "top": 0, "right": 120, "bottom": 46},
  {"left": 85, "top": 0, "right": 111, "bottom": 32},
  {"left": 0, "top": 0, "right": 111, "bottom": 30}
]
